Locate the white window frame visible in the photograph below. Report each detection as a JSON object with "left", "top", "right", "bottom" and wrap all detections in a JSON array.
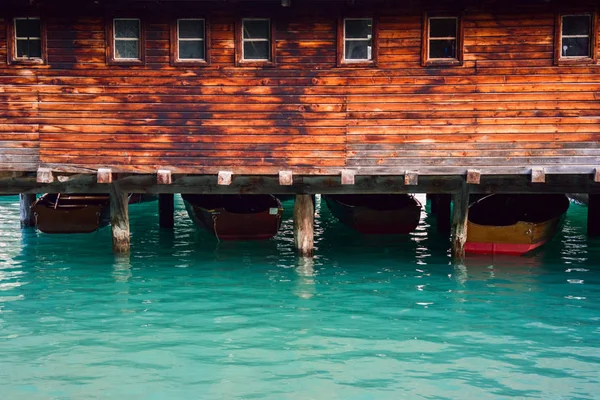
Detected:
[
  {"left": 14, "top": 17, "right": 42, "bottom": 60},
  {"left": 241, "top": 18, "right": 271, "bottom": 61},
  {"left": 427, "top": 17, "right": 459, "bottom": 60},
  {"left": 113, "top": 18, "right": 141, "bottom": 61},
  {"left": 177, "top": 18, "right": 206, "bottom": 61},
  {"left": 343, "top": 18, "right": 373, "bottom": 61},
  {"left": 560, "top": 14, "right": 592, "bottom": 59}
]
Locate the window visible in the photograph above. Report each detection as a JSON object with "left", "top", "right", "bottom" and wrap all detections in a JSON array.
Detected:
[
  {"left": 337, "top": 17, "right": 377, "bottom": 66},
  {"left": 242, "top": 19, "right": 271, "bottom": 60},
  {"left": 107, "top": 18, "right": 145, "bottom": 65},
  {"left": 344, "top": 19, "right": 373, "bottom": 61},
  {"left": 8, "top": 17, "right": 46, "bottom": 64},
  {"left": 555, "top": 13, "right": 598, "bottom": 64},
  {"left": 235, "top": 18, "right": 275, "bottom": 65},
  {"left": 422, "top": 15, "right": 463, "bottom": 66},
  {"left": 176, "top": 19, "right": 207, "bottom": 62}
]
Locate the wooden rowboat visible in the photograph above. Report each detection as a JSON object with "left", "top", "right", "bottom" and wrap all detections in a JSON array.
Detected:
[
  {"left": 32, "top": 193, "right": 157, "bottom": 234},
  {"left": 324, "top": 194, "right": 422, "bottom": 234},
  {"left": 182, "top": 194, "right": 284, "bottom": 240},
  {"left": 465, "top": 194, "right": 570, "bottom": 255}
]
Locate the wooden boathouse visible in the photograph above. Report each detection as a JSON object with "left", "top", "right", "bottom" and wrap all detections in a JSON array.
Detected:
[{"left": 1, "top": 0, "right": 600, "bottom": 259}]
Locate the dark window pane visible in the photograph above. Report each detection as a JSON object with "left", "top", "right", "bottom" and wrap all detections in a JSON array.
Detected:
[
  {"left": 243, "top": 41, "right": 270, "bottom": 60},
  {"left": 562, "top": 37, "right": 590, "bottom": 57},
  {"left": 243, "top": 20, "right": 270, "bottom": 39},
  {"left": 562, "top": 15, "right": 591, "bottom": 36},
  {"left": 115, "top": 19, "right": 140, "bottom": 39},
  {"left": 15, "top": 19, "right": 41, "bottom": 38},
  {"left": 429, "top": 39, "right": 457, "bottom": 59},
  {"left": 345, "top": 19, "right": 372, "bottom": 39},
  {"left": 345, "top": 40, "right": 371, "bottom": 60},
  {"left": 179, "top": 40, "right": 205, "bottom": 59},
  {"left": 16, "top": 39, "right": 42, "bottom": 58},
  {"left": 115, "top": 40, "right": 139, "bottom": 59},
  {"left": 179, "top": 20, "right": 204, "bottom": 39},
  {"left": 430, "top": 18, "right": 457, "bottom": 38}
]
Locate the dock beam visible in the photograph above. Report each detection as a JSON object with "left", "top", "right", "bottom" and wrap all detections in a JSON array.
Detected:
[
  {"left": 294, "top": 194, "right": 314, "bottom": 257},
  {"left": 588, "top": 194, "right": 600, "bottom": 237},
  {"left": 19, "top": 194, "right": 36, "bottom": 228},
  {"left": 110, "top": 186, "right": 130, "bottom": 254},
  {"left": 451, "top": 182, "right": 470, "bottom": 262},
  {"left": 159, "top": 194, "right": 175, "bottom": 229}
]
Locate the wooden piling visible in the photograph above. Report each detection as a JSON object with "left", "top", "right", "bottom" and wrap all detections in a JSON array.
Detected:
[
  {"left": 158, "top": 193, "right": 175, "bottom": 229},
  {"left": 436, "top": 194, "right": 452, "bottom": 234},
  {"left": 19, "top": 194, "right": 36, "bottom": 228},
  {"left": 294, "top": 194, "right": 314, "bottom": 257},
  {"left": 451, "top": 182, "right": 470, "bottom": 262},
  {"left": 588, "top": 194, "right": 600, "bottom": 237},
  {"left": 427, "top": 194, "right": 438, "bottom": 214},
  {"left": 110, "top": 186, "right": 130, "bottom": 254}
]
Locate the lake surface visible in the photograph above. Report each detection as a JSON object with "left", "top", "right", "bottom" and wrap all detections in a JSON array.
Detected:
[{"left": 0, "top": 195, "right": 599, "bottom": 399}]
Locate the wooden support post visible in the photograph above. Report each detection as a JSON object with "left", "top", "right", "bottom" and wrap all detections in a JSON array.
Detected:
[
  {"left": 588, "top": 194, "right": 600, "bottom": 237},
  {"left": 451, "top": 182, "right": 470, "bottom": 262},
  {"left": 109, "top": 186, "right": 130, "bottom": 254},
  {"left": 436, "top": 194, "right": 452, "bottom": 234},
  {"left": 428, "top": 194, "right": 438, "bottom": 214},
  {"left": 159, "top": 193, "right": 175, "bottom": 229},
  {"left": 19, "top": 193, "right": 36, "bottom": 228},
  {"left": 294, "top": 194, "right": 314, "bottom": 257}
]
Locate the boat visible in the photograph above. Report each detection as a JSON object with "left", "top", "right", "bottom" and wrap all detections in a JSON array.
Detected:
[
  {"left": 323, "top": 194, "right": 422, "bottom": 234},
  {"left": 32, "top": 193, "right": 157, "bottom": 234},
  {"left": 182, "top": 194, "right": 284, "bottom": 240},
  {"left": 465, "top": 194, "right": 570, "bottom": 255}
]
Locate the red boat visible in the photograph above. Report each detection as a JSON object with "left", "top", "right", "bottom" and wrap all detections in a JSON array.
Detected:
[
  {"left": 324, "top": 194, "right": 422, "bottom": 234},
  {"left": 182, "top": 194, "right": 284, "bottom": 240},
  {"left": 32, "top": 193, "right": 156, "bottom": 234}
]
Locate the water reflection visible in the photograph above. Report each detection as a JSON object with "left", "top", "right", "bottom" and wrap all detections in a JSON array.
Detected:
[{"left": 294, "top": 257, "right": 315, "bottom": 299}]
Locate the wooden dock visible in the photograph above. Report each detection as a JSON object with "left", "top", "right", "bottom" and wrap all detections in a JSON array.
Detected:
[{"left": 1, "top": 0, "right": 600, "bottom": 260}]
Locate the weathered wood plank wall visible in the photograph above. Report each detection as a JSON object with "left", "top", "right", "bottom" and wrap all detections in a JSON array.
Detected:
[{"left": 1, "top": 1, "right": 599, "bottom": 175}]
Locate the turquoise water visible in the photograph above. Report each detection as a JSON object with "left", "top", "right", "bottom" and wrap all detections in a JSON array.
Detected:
[{"left": 0, "top": 195, "right": 599, "bottom": 399}]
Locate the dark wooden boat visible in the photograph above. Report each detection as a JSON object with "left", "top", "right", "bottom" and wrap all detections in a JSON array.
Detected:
[
  {"left": 324, "top": 194, "right": 422, "bottom": 234},
  {"left": 465, "top": 194, "right": 570, "bottom": 255},
  {"left": 182, "top": 194, "right": 284, "bottom": 240},
  {"left": 32, "top": 193, "right": 157, "bottom": 234}
]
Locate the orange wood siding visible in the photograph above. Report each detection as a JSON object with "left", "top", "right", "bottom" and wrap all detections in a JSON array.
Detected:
[{"left": 1, "top": 2, "right": 599, "bottom": 175}]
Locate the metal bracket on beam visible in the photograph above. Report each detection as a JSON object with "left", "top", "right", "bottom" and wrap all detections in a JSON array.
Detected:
[
  {"left": 531, "top": 167, "right": 545, "bottom": 183},
  {"left": 279, "top": 170, "right": 293, "bottom": 186},
  {"left": 466, "top": 169, "right": 481, "bottom": 185},
  {"left": 594, "top": 168, "right": 600, "bottom": 183},
  {"left": 36, "top": 168, "right": 54, "bottom": 184},
  {"left": 218, "top": 171, "right": 232, "bottom": 186},
  {"left": 404, "top": 171, "right": 418, "bottom": 186},
  {"left": 341, "top": 170, "right": 356, "bottom": 185},
  {"left": 157, "top": 169, "right": 172, "bottom": 185},
  {"left": 97, "top": 168, "right": 113, "bottom": 184}
]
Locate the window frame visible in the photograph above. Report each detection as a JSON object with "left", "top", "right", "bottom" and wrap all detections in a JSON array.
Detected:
[
  {"left": 106, "top": 17, "right": 146, "bottom": 66},
  {"left": 235, "top": 18, "right": 276, "bottom": 67},
  {"left": 7, "top": 16, "right": 47, "bottom": 65},
  {"left": 170, "top": 18, "right": 211, "bottom": 66},
  {"left": 421, "top": 13, "right": 464, "bottom": 67},
  {"left": 337, "top": 17, "right": 378, "bottom": 67},
  {"left": 554, "top": 12, "right": 598, "bottom": 65}
]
